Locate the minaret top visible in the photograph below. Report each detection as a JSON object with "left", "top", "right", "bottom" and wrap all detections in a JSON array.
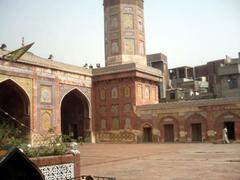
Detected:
[
  {"left": 104, "top": 0, "right": 144, "bottom": 8},
  {"left": 103, "top": 0, "right": 146, "bottom": 66}
]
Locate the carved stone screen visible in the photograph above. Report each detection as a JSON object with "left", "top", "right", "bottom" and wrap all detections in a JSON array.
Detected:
[{"left": 40, "top": 163, "right": 74, "bottom": 180}]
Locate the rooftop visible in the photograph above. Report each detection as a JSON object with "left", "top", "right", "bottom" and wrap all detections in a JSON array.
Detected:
[
  {"left": 93, "top": 63, "right": 162, "bottom": 78},
  {"left": 137, "top": 97, "right": 240, "bottom": 110},
  {"left": 0, "top": 49, "right": 92, "bottom": 76}
]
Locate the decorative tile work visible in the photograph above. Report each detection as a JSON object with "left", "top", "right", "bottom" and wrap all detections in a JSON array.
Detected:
[
  {"left": 40, "top": 163, "right": 74, "bottom": 180},
  {"left": 124, "top": 86, "right": 131, "bottom": 98},
  {"left": 111, "top": 87, "right": 118, "bottom": 99},
  {"left": 40, "top": 85, "right": 52, "bottom": 104},
  {"left": 40, "top": 110, "right": 52, "bottom": 131},
  {"left": 163, "top": 118, "right": 174, "bottom": 122},
  {"left": 31, "top": 133, "right": 57, "bottom": 146},
  {"left": 97, "top": 131, "right": 136, "bottom": 143},
  {"left": 123, "top": 13, "right": 134, "bottom": 29},
  {"left": 124, "top": 38, "right": 135, "bottom": 54},
  {"left": 111, "top": 40, "right": 119, "bottom": 55},
  {"left": 125, "top": 31, "right": 134, "bottom": 36},
  {"left": 112, "top": 118, "right": 119, "bottom": 129},
  {"left": 125, "top": 118, "right": 131, "bottom": 129},
  {"left": 123, "top": 104, "right": 132, "bottom": 113},
  {"left": 144, "top": 86, "right": 150, "bottom": 99},
  {"left": 110, "top": 15, "right": 119, "bottom": 29},
  {"left": 124, "top": 7, "right": 133, "bottom": 13},
  {"left": 111, "top": 105, "right": 119, "bottom": 115},
  {"left": 101, "top": 119, "right": 107, "bottom": 130},
  {"left": 100, "top": 89, "right": 106, "bottom": 100},
  {"left": 137, "top": 84, "right": 143, "bottom": 98}
]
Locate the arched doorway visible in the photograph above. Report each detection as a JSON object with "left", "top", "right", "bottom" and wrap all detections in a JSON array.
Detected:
[
  {"left": 185, "top": 114, "right": 207, "bottom": 142},
  {"left": 61, "top": 89, "right": 89, "bottom": 141},
  {"left": 215, "top": 112, "right": 240, "bottom": 141},
  {"left": 142, "top": 123, "right": 153, "bottom": 143},
  {"left": 0, "top": 79, "right": 30, "bottom": 138},
  {"left": 159, "top": 117, "right": 179, "bottom": 143}
]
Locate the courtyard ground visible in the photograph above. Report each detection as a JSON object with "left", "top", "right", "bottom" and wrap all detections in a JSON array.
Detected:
[{"left": 80, "top": 143, "right": 240, "bottom": 180}]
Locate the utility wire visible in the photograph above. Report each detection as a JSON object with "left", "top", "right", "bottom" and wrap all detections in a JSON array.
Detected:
[{"left": 0, "top": 106, "right": 33, "bottom": 132}]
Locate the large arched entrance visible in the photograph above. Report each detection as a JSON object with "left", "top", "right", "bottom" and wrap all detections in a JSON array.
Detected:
[
  {"left": 0, "top": 79, "right": 30, "bottom": 138},
  {"left": 61, "top": 89, "right": 90, "bottom": 141}
]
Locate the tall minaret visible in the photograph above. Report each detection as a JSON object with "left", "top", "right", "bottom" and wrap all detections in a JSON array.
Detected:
[{"left": 104, "top": 0, "right": 146, "bottom": 66}]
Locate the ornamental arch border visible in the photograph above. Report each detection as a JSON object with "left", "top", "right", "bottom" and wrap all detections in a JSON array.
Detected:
[{"left": 60, "top": 87, "right": 92, "bottom": 138}]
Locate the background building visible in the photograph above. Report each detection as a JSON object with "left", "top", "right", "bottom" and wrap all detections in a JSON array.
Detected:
[
  {"left": 218, "top": 52, "right": 240, "bottom": 98},
  {"left": 147, "top": 53, "right": 169, "bottom": 100}
]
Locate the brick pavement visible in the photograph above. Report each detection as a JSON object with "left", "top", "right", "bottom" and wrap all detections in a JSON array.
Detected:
[{"left": 80, "top": 144, "right": 240, "bottom": 180}]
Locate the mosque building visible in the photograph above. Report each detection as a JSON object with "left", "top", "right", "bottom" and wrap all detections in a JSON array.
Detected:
[{"left": 0, "top": 0, "right": 240, "bottom": 145}]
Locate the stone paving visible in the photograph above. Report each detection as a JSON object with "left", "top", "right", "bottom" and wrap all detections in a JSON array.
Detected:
[{"left": 80, "top": 144, "right": 240, "bottom": 180}]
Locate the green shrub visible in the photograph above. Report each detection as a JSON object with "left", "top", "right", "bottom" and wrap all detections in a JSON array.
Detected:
[
  {"left": 0, "top": 122, "right": 25, "bottom": 146},
  {"left": 0, "top": 122, "right": 71, "bottom": 157}
]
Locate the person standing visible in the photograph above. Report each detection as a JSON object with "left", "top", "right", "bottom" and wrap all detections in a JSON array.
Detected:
[{"left": 222, "top": 127, "right": 230, "bottom": 144}]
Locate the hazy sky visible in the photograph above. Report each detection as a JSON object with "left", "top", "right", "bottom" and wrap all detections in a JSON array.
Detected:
[{"left": 0, "top": 0, "right": 240, "bottom": 68}]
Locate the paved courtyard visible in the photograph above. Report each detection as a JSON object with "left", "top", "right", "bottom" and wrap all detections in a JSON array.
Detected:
[{"left": 80, "top": 143, "right": 240, "bottom": 180}]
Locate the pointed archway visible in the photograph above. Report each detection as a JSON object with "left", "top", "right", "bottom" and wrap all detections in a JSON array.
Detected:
[
  {"left": 61, "top": 89, "right": 90, "bottom": 141},
  {"left": 0, "top": 79, "right": 30, "bottom": 138}
]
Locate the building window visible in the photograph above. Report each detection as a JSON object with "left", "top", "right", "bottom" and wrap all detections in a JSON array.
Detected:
[
  {"left": 112, "top": 118, "right": 119, "bottom": 130},
  {"left": 124, "top": 86, "right": 131, "bottom": 98},
  {"left": 227, "top": 76, "right": 238, "bottom": 89},
  {"left": 111, "top": 40, "right": 119, "bottom": 55},
  {"left": 110, "top": 15, "right": 119, "bottom": 29},
  {"left": 170, "top": 92, "right": 175, "bottom": 100},
  {"left": 124, "top": 38, "right": 135, "bottom": 54},
  {"left": 123, "top": 13, "right": 134, "bottom": 29},
  {"left": 125, "top": 118, "right": 131, "bottom": 129},
  {"left": 101, "top": 119, "right": 107, "bottom": 130},
  {"left": 144, "top": 86, "right": 150, "bottom": 99},
  {"left": 137, "top": 84, "right": 143, "bottom": 98},
  {"left": 100, "top": 89, "right": 106, "bottom": 100},
  {"left": 111, "top": 87, "right": 118, "bottom": 99}
]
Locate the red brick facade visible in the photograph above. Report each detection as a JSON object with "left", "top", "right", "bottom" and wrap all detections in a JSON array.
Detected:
[
  {"left": 136, "top": 98, "right": 240, "bottom": 143},
  {"left": 93, "top": 68, "right": 160, "bottom": 135}
]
